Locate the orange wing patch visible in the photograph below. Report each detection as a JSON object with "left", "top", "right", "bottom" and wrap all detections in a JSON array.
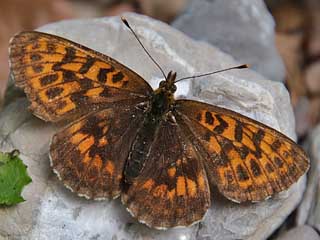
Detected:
[
  {"left": 9, "top": 31, "right": 152, "bottom": 122},
  {"left": 175, "top": 100, "right": 309, "bottom": 202}
]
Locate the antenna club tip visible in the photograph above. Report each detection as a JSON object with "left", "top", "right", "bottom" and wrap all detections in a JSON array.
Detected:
[
  {"left": 238, "top": 64, "right": 250, "bottom": 69},
  {"left": 121, "top": 16, "right": 130, "bottom": 28}
]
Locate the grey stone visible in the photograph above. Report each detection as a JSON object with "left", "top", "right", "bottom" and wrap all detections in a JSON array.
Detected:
[
  {"left": 172, "top": 0, "right": 286, "bottom": 82},
  {"left": 308, "top": 186, "right": 320, "bottom": 232},
  {"left": 275, "top": 225, "right": 320, "bottom": 240},
  {"left": 297, "top": 124, "right": 320, "bottom": 231},
  {"left": 0, "top": 13, "right": 306, "bottom": 240}
]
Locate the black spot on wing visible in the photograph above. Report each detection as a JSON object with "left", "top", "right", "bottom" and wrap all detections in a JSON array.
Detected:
[
  {"left": 70, "top": 91, "right": 89, "bottom": 106},
  {"left": 52, "top": 47, "right": 76, "bottom": 71},
  {"left": 62, "top": 47, "right": 76, "bottom": 63},
  {"left": 250, "top": 159, "right": 262, "bottom": 177},
  {"left": 30, "top": 54, "right": 42, "bottom": 61},
  {"left": 271, "top": 140, "right": 281, "bottom": 151},
  {"left": 112, "top": 71, "right": 124, "bottom": 83},
  {"left": 252, "top": 129, "right": 265, "bottom": 158},
  {"left": 214, "top": 115, "right": 228, "bottom": 134},
  {"left": 205, "top": 111, "right": 214, "bottom": 125},
  {"left": 46, "top": 87, "right": 64, "bottom": 99},
  {"left": 274, "top": 157, "right": 284, "bottom": 168},
  {"left": 97, "top": 67, "right": 114, "bottom": 83},
  {"left": 32, "top": 65, "right": 43, "bottom": 73},
  {"left": 40, "top": 73, "right": 58, "bottom": 86},
  {"left": 63, "top": 70, "right": 78, "bottom": 82},
  {"left": 235, "top": 120, "right": 243, "bottom": 142},
  {"left": 236, "top": 164, "right": 249, "bottom": 181},
  {"left": 265, "top": 163, "right": 274, "bottom": 173},
  {"left": 78, "top": 77, "right": 94, "bottom": 89},
  {"left": 237, "top": 146, "right": 249, "bottom": 160},
  {"left": 79, "top": 56, "right": 96, "bottom": 74}
]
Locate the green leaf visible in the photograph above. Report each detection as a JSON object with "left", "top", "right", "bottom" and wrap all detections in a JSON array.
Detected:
[{"left": 0, "top": 150, "right": 32, "bottom": 206}]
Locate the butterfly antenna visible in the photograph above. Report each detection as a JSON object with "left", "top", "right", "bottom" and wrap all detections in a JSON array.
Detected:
[
  {"left": 121, "top": 16, "right": 167, "bottom": 80},
  {"left": 174, "top": 64, "right": 250, "bottom": 83}
]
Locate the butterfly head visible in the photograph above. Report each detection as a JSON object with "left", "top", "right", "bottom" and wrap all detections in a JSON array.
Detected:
[{"left": 158, "top": 71, "right": 177, "bottom": 94}]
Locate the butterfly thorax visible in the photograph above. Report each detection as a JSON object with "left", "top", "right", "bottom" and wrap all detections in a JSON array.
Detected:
[
  {"left": 124, "top": 72, "right": 177, "bottom": 183},
  {"left": 150, "top": 71, "right": 177, "bottom": 115}
]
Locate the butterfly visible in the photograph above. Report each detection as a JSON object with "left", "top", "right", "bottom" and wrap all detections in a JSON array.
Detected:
[{"left": 8, "top": 17, "right": 309, "bottom": 230}]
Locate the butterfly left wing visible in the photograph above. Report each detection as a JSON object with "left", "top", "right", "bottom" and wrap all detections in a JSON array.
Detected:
[
  {"left": 174, "top": 100, "right": 309, "bottom": 203},
  {"left": 9, "top": 31, "right": 153, "bottom": 122},
  {"left": 122, "top": 114, "right": 211, "bottom": 229},
  {"left": 50, "top": 101, "right": 146, "bottom": 200}
]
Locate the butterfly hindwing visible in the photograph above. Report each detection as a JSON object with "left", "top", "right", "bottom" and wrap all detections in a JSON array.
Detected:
[
  {"left": 50, "top": 101, "right": 146, "bottom": 199},
  {"left": 174, "top": 100, "right": 309, "bottom": 202},
  {"left": 122, "top": 113, "right": 211, "bottom": 229},
  {"left": 9, "top": 31, "right": 153, "bottom": 122}
]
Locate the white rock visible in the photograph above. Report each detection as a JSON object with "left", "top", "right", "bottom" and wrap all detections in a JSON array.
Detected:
[
  {"left": 173, "top": 0, "right": 286, "bottom": 82},
  {"left": 0, "top": 13, "right": 306, "bottom": 240},
  {"left": 275, "top": 225, "right": 320, "bottom": 240},
  {"left": 297, "top": 124, "right": 320, "bottom": 230}
]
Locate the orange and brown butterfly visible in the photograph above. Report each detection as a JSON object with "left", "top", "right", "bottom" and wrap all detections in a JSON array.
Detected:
[{"left": 8, "top": 17, "right": 309, "bottom": 229}]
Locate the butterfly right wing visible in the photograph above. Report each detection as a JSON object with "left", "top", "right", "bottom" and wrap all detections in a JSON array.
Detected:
[
  {"left": 9, "top": 31, "right": 153, "bottom": 122},
  {"left": 174, "top": 100, "right": 309, "bottom": 203},
  {"left": 50, "top": 101, "right": 146, "bottom": 200}
]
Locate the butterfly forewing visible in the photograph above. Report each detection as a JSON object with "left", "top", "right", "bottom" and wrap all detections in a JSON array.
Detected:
[
  {"left": 174, "top": 100, "right": 309, "bottom": 202},
  {"left": 9, "top": 31, "right": 153, "bottom": 122},
  {"left": 50, "top": 101, "right": 146, "bottom": 199},
  {"left": 122, "top": 114, "right": 211, "bottom": 229}
]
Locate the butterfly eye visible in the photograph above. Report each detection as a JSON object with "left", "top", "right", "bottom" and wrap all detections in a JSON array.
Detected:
[
  {"left": 171, "top": 85, "right": 177, "bottom": 93},
  {"left": 159, "top": 80, "right": 166, "bottom": 88}
]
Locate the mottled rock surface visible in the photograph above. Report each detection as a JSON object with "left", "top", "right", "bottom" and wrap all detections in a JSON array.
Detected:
[
  {"left": 275, "top": 225, "right": 320, "bottom": 240},
  {"left": 297, "top": 124, "right": 320, "bottom": 231},
  {"left": 0, "top": 13, "right": 305, "bottom": 240},
  {"left": 173, "top": 0, "right": 285, "bottom": 82}
]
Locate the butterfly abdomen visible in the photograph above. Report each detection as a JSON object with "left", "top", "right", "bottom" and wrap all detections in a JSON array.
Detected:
[
  {"left": 124, "top": 112, "right": 161, "bottom": 182},
  {"left": 124, "top": 89, "right": 174, "bottom": 183}
]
